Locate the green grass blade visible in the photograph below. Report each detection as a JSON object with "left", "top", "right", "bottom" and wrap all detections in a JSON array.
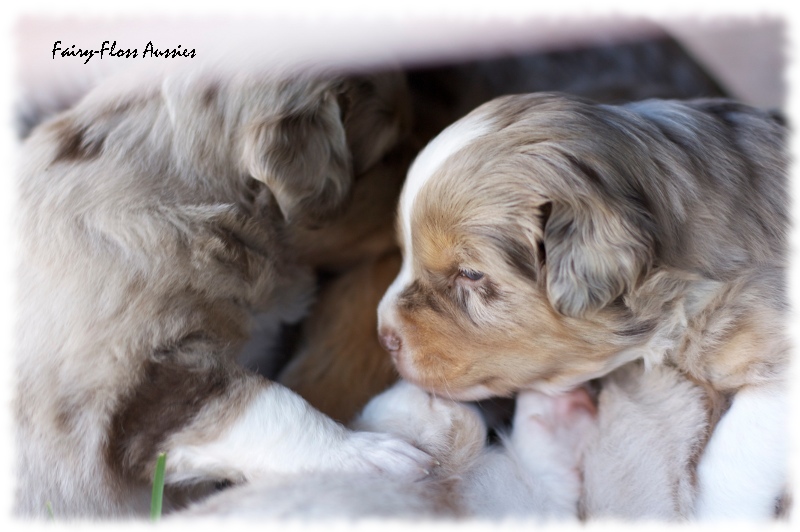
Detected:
[
  {"left": 150, "top": 453, "right": 167, "bottom": 522},
  {"left": 45, "top": 501, "right": 55, "bottom": 520}
]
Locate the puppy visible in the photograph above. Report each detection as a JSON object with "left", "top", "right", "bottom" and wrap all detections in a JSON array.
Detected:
[
  {"left": 236, "top": 140, "right": 415, "bottom": 383},
  {"left": 377, "top": 93, "right": 789, "bottom": 520},
  {"left": 181, "top": 380, "right": 597, "bottom": 519},
  {"left": 267, "top": 38, "right": 731, "bottom": 429},
  {"left": 14, "top": 64, "right": 434, "bottom": 519}
]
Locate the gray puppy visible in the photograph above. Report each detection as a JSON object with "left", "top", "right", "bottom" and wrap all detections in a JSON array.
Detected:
[{"left": 15, "top": 62, "right": 432, "bottom": 519}]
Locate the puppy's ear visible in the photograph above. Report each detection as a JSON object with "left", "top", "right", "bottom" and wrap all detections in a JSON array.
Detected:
[
  {"left": 338, "top": 72, "right": 411, "bottom": 175},
  {"left": 243, "top": 88, "right": 352, "bottom": 226},
  {"left": 543, "top": 197, "right": 653, "bottom": 317}
]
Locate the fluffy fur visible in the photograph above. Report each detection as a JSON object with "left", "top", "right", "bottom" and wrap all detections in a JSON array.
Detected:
[
  {"left": 266, "top": 38, "right": 731, "bottom": 440},
  {"left": 583, "top": 361, "right": 711, "bottom": 519},
  {"left": 14, "top": 63, "right": 434, "bottom": 518},
  {"left": 180, "top": 380, "right": 597, "bottom": 519},
  {"left": 377, "top": 93, "right": 790, "bottom": 519}
]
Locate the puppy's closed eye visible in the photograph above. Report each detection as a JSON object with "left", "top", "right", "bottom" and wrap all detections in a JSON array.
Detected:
[{"left": 457, "top": 268, "right": 484, "bottom": 282}]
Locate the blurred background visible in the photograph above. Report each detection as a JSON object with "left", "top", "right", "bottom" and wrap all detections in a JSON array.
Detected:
[{"left": 13, "top": 15, "right": 786, "bottom": 138}]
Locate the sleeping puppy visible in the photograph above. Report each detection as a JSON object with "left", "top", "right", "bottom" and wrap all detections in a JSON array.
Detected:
[
  {"left": 14, "top": 64, "right": 434, "bottom": 518},
  {"left": 377, "top": 93, "right": 789, "bottom": 520},
  {"left": 269, "top": 39, "right": 731, "bottom": 424},
  {"left": 181, "top": 380, "right": 597, "bottom": 519}
]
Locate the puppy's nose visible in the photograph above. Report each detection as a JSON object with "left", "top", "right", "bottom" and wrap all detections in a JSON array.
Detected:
[{"left": 379, "top": 328, "right": 402, "bottom": 356}]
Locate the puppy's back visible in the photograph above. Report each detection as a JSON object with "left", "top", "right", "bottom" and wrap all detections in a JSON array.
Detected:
[{"left": 622, "top": 98, "right": 788, "bottom": 276}]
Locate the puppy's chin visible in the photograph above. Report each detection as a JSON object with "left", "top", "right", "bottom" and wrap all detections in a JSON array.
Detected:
[
  {"left": 428, "top": 384, "right": 497, "bottom": 402},
  {"left": 399, "top": 377, "right": 498, "bottom": 402},
  {"left": 392, "top": 354, "right": 505, "bottom": 401},
  {"left": 403, "top": 371, "right": 573, "bottom": 402},
  {"left": 393, "top": 343, "right": 618, "bottom": 402}
]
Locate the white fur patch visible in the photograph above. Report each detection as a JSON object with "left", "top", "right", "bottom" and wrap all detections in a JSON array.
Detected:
[
  {"left": 379, "top": 113, "right": 494, "bottom": 318},
  {"left": 694, "top": 384, "right": 789, "bottom": 521},
  {"left": 399, "top": 112, "right": 495, "bottom": 259},
  {"left": 180, "top": 380, "right": 586, "bottom": 520},
  {"left": 165, "top": 384, "right": 432, "bottom": 484}
]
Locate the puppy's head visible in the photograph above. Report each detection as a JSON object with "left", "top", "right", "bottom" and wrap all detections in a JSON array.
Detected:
[{"left": 378, "top": 93, "right": 657, "bottom": 400}]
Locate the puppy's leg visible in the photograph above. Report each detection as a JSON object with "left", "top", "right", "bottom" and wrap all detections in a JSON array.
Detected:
[
  {"left": 352, "top": 380, "right": 487, "bottom": 476},
  {"left": 694, "top": 384, "right": 789, "bottom": 521},
  {"left": 112, "top": 364, "right": 433, "bottom": 490},
  {"left": 175, "top": 382, "right": 474, "bottom": 520},
  {"left": 508, "top": 388, "right": 598, "bottom": 518}
]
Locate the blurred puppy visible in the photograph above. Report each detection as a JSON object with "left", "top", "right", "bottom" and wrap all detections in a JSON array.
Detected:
[
  {"left": 377, "top": 93, "right": 789, "bottom": 520},
  {"left": 237, "top": 139, "right": 415, "bottom": 383},
  {"left": 14, "top": 63, "right": 436, "bottom": 518},
  {"left": 181, "top": 380, "right": 597, "bottom": 519}
]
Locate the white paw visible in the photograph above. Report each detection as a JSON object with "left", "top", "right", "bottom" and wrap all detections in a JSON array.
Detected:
[
  {"left": 337, "top": 431, "right": 435, "bottom": 481},
  {"left": 354, "top": 380, "right": 487, "bottom": 466},
  {"left": 355, "top": 380, "right": 448, "bottom": 435}
]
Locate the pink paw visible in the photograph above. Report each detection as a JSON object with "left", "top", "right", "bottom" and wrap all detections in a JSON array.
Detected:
[{"left": 517, "top": 387, "right": 596, "bottom": 434}]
